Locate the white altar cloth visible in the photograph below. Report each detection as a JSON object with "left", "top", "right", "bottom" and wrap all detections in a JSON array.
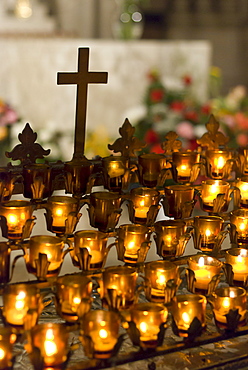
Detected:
[{"left": 0, "top": 38, "right": 212, "bottom": 160}]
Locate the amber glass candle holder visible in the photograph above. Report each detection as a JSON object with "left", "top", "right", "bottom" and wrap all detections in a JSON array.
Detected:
[
  {"left": 0, "top": 327, "right": 17, "bottom": 370},
  {"left": 209, "top": 286, "right": 247, "bottom": 329},
  {"left": 144, "top": 260, "right": 180, "bottom": 303},
  {"left": 162, "top": 184, "right": 195, "bottom": 219},
  {"left": 0, "top": 167, "right": 15, "bottom": 202},
  {"left": 127, "top": 187, "right": 160, "bottom": 225},
  {"left": 115, "top": 224, "right": 151, "bottom": 264},
  {"left": 153, "top": 220, "right": 190, "bottom": 258},
  {"left": 102, "top": 265, "right": 138, "bottom": 310},
  {"left": 230, "top": 209, "right": 248, "bottom": 245},
  {"left": 0, "top": 200, "right": 35, "bottom": 241},
  {"left": 236, "top": 148, "right": 248, "bottom": 176},
  {"left": 235, "top": 179, "right": 248, "bottom": 208},
  {"left": 23, "top": 163, "right": 52, "bottom": 201},
  {"left": 23, "top": 235, "right": 65, "bottom": 279},
  {"left": 171, "top": 294, "right": 207, "bottom": 338},
  {"left": 45, "top": 195, "right": 80, "bottom": 235},
  {"left": 192, "top": 215, "right": 225, "bottom": 253},
  {"left": 102, "top": 155, "right": 130, "bottom": 191},
  {"left": 80, "top": 310, "right": 120, "bottom": 360},
  {"left": 127, "top": 302, "right": 168, "bottom": 349},
  {"left": 200, "top": 179, "right": 231, "bottom": 213},
  {"left": 187, "top": 254, "right": 223, "bottom": 294},
  {"left": 172, "top": 150, "right": 200, "bottom": 183},
  {"left": 88, "top": 191, "right": 122, "bottom": 232},
  {"left": 0, "top": 242, "right": 11, "bottom": 284},
  {"left": 2, "top": 283, "right": 43, "bottom": 329},
  {"left": 225, "top": 248, "right": 248, "bottom": 285},
  {"left": 138, "top": 153, "right": 167, "bottom": 187},
  {"left": 54, "top": 273, "right": 92, "bottom": 323},
  {"left": 28, "top": 323, "right": 69, "bottom": 368},
  {"left": 72, "top": 230, "right": 109, "bottom": 271},
  {"left": 205, "top": 149, "right": 232, "bottom": 179},
  {"left": 64, "top": 157, "right": 93, "bottom": 197}
]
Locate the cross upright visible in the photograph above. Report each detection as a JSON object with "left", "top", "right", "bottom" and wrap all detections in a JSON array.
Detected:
[{"left": 57, "top": 48, "right": 108, "bottom": 158}]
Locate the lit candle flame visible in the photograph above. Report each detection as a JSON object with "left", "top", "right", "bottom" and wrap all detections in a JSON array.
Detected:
[
  {"left": 239, "top": 223, "right": 246, "bottom": 231},
  {"left": 73, "top": 296, "right": 81, "bottom": 305},
  {"left": 139, "top": 322, "right": 148, "bottom": 333},
  {"left": 140, "top": 200, "right": 145, "bottom": 207},
  {"left": 99, "top": 329, "right": 108, "bottom": 339},
  {"left": 182, "top": 312, "right": 191, "bottom": 323},
  {"left": 156, "top": 273, "right": 166, "bottom": 286},
  {"left": 216, "top": 156, "right": 225, "bottom": 169},
  {"left": 205, "top": 229, "right": 211, "bottom": 237},
  {"left": 7, "top": 214, "right": 18, "bottom": 225},
  {"left": 44, "top": 329, "right": 57, "bottom": 357},
  {"left": 198, "top": 256, "right": 205, "bottom": 267},
  {"left": 126, "top": 241, "right": 135, "bottom": 251},
  {"left": 55, "top": 208, "right": 63, "bottom": 217},
  {"left": 222, "top": 298, "right": 230, "bottom": 309},
  {"left": 15, "top": 291, "right": 26, "bottom": 310},
  {"left": 0, "top": 348, "right": 5, "bottom": 360}
]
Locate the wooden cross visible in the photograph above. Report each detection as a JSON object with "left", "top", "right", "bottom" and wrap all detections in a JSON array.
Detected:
[{"left": 57, "top": 48, "right": 108, "bottom": 158}]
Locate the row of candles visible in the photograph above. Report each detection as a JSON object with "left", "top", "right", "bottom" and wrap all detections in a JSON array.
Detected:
[
  {"left": 0, "top": 253, "right": 248, "bottom": 368},
  {"left": 1, "top": 146, "right": 248, "bottom": 202},
  {"left": 1, "top": 120, "right": 248, "bottom": 368}
]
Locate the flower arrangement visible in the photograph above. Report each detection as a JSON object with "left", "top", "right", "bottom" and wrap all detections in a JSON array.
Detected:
[
  {"left": 134, "top": 69, "right": 211, "bottom": 153},
  {"left": 134, "top": 67, "right": 248, "bottom": 152}
]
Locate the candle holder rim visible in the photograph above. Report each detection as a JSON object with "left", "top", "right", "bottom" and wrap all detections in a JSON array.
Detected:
[
  {"left": 74, "top": 229, "right": 108, "bottom": 239},
  {"left": 164, "top": 184, "right": 195, "bottom": 191},
  {"left": 130, "top": 302, "right": 168, "bottom": 313},
  {"left": 226, "top": 247, "right": 248, "bottom": 257},
  {"left": 130, "top": 187, "right": 160, "bottom": 197},
  {"left": 47, "top": 195, "right": 78, "bottom": 204},
  {"left": 138, "top": 153, "right": 165, "bottom": 160},
  {"left": 202, "top": 179, "right": 230, "bottom": 186},
  {"left": 103, "top": 265, "right": 137, "bottom": 275},
  {"left": 172, "top": 293, "right": 207, "bottom": 304},
  {"left": 193, "top": 215, "right": 224, "bottom": 222},
  {"left": 230, "top": 208, "right": 248, "bottom": 217},
  {"left": 0, "top": 200, "right": 34, "bottom": 208},
  {"left": 154, "top": 219, "right": 186, "bottom": 228},
  {"left": 172, "top": 150, "right": 198, "bottom": 158},
  {"left": 211, "top": 285, "right": 246, "bottom": 298},
  {"left": 118, "top": 223, "right": 150, "bottom": 233},
  {"left": 56, "top": 272, "right": 92, "bottom": 286},
  {"left": 3, "top": 281, "right": 40, "bottom": 294},
  {"left": 29, "top": 234, "right": 64, "bottom": 244},
  {"left": 90, "top": 191, "right": 122, "bottom": 200},
  {"left": 206, "top": 148, "right": 231, "bottom": 154},
  {"left": 188, "top": 254, "right": 223, "bottom": 267},
  {"left": 145, "top": 259, "right": 178, "bottom": 271}
]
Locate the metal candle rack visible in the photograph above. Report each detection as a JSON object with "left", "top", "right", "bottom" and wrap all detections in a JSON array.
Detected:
[{"left": 0, "top": 47, "right": 248, "bottom": 370}]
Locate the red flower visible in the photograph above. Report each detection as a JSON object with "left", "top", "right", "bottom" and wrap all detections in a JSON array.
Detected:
[
  {"left": 145, "top": 129, "right": 159, "bottom": 144},
  {"left": 183, "top": 75, "right": 192, "bottom": 86},
  {"left": 150, "top": 89, "right": 164, "bottom": 103},
  {"left": 170, "top": 101, "right": 185, "bottom": 112},
  {"left": 184, "top": 110, "right": 198, "bottom": 122},
  {"left": 201, "top": 104, "right": 211, "bottom": 115},
  {"left": 150, "top": 143, "right": 164, "bottom": 154}
]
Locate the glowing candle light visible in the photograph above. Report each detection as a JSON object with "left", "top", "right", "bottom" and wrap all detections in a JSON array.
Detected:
[
  {"left": 226, "top": 248, "right": 248, "bottom": 282},
  {"left": 177, "top": 164, "right": 191, "bottom": 177},
  {"left": 188, "top": 255, "right": 222, "bottom": 292},
  {"left": 211, "top": 287, "right": 247, "bottom": 325},
  {"left": 44, "top": 329, "right": 57, "bottom": 357}
]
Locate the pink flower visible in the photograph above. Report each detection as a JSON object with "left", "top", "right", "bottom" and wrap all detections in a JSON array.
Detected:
[
  {"left": 234, "top": 112, "right": 248, "bottom": 130},
  {"left": 237, "top": 133, "right": 248, "bottom": 147},
  {"left": 176, "top": 121, "right": 195, "bottom": 140}
]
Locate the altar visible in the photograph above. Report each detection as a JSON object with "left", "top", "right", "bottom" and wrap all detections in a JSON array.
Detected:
[{"left": 0, "top": 38, "right": 212, "bottom": 160}]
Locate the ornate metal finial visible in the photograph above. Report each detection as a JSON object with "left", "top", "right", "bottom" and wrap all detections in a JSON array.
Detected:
[
  {"left": 161, "top": 131, "right": 182, "bottom": 155},
  {"left": 6, "top": 123, "right": 50, "bottom": 164},
  {"left": 197, "top": 114, "right": 229, "bottom": 149},
  {"left": 108, "top": 118, "right": 146, "bottom": 157}
]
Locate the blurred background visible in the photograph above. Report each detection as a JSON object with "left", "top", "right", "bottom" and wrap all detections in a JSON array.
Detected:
[{"left": 0, "top": 0, "right": 248, "bottom": 162}]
